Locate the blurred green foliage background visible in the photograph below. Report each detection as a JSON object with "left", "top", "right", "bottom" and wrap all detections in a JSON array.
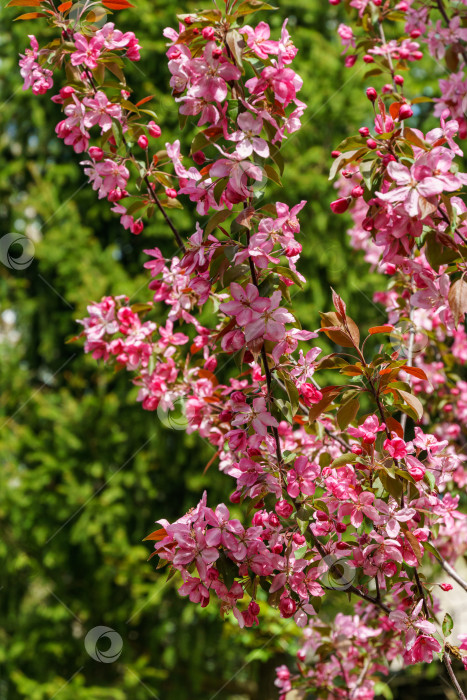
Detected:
[{"left": 0, "top": 0, "right": 455, "bottom": 697}]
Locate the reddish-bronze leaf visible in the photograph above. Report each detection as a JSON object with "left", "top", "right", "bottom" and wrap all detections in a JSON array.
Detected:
[
  {"left": 58, "top": 1, "right": 72, "bottom": 10},
  {"left": 102, "top": 0, "right": 134, "bottom": 8},
  {"left": 448, "top": 277, "right": 467, "bottom": 327},
  {"left": 397, "top": 389, "right": 424, "bottom": 421},
  {"left": 386, "top": 415, "right": 404, "bottom": 439},
  {"left": 389, "top": 102, "right": 401, "bottom": 120},
  {"left": 400, "top": 365, "right": 428, "bottom": 381},
  {"left": 7, "top": 0, "right": 40, "bottom": 6},
  {"left": 135, "top": 95, "right": 155, "bottom": 107},
  {"left": 368, "top": 325, "right": 394, "bottom": 335},
  {"left": 198, "top": 369, "right": 218, "bottom": 385},
  {"left": 144, "top": 528, "right": 167, "bottom": 541},
  {"left": 14, "top": 10, "right": 47, "bottom": 18}
]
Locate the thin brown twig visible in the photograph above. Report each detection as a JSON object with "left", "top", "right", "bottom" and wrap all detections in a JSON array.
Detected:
[
  {"left": 143, "top": 175, "right": 186, "bottom": 252},
  {"left": 443, "top": 651, "right": 467, "bottom": 700}
]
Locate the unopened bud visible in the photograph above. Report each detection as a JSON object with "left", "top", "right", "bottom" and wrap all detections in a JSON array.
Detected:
[
  {"left": 351, "top": 185, "right": 364, "bottom": 198},
  {"left": 148, "top": 121, "right": 162, "bottom": 138},
  {"left": 193, "top": 150, "right": 206, "bottom": 165},
  {"left": 330, "top": 197, "right": 351, "bottom": 214},
  {"left": 131, "top": 219, "right": 144, "bottom": 235},
  {"left": 398, "top": 103, "right": 413, "bottom": 120},
  {"left": 89, "top": 146, "right": 104, "bottom": 161},
  {"left": 202, "top": 26, "right": 215, "bottom": 40}
]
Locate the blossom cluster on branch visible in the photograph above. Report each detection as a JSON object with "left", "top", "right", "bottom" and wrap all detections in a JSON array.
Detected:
[{"left": 11, "top": 0, "right": 467, "bottom": 697}]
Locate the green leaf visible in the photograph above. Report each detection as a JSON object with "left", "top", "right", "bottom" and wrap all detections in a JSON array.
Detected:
[
  {"left": 442, "top": 612, "right": 453, "bottom": 638},
  {"left": 213, "top": 178, "right": 228, "bottom": 205},
  {"left": 337, "top": 398, "right": 359, "bottom": 431},
  {"left": 263, "top": 163, "right": 282, "bottom": 187},
  {"left": 111, "top": 119, "right": 124, "bottom": 148},
  {"left": 271, "top": 265, "right": 305, "bottom": 289},
  {"left": 330, "top": 453, "right": 359, "bottom": 468},
  {"left": 204, "top": 209, "right": 231, "bottom": 237},
  {"left": 235, "top": 0, "right": 277, "bottom": 17}
]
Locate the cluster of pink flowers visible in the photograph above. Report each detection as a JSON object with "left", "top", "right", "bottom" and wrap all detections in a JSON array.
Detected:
[
  {"left": 15, "top": 0, "right": 467, "bottom": 698},
  {"left": 19, "top": 34, "right": 53, "bottom": 95}
]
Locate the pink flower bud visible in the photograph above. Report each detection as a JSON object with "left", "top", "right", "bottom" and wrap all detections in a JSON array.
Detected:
[
  {"left": 212, "top": 46, "right": 222, "bottom": 59},
  {"left": 385, "top": 263, "right": 396, "bottom": 275},
  {"left": 331, "top": 150, "right": 341, "bottom": 158},
  {"left": 248, "top": 601, "right": 260, "bottom": 616},
  {"left": 202, "top": 26, "right": 215, "bottom": 40},
  {"left": 275, "top": 500, "right": 293, "bottom": 519},
  {"left": 359, "top": 127, "right": 370, "bottom": 137},
  {"left": 59, "top": 86, "right": 75, "bottom": 98},
  {"left": 193, "top": 150, "right": 206, "bottom": 165},
  {"left": 165, "top": 188, "right": 178, "bottom": 199},
  {"left": 373, "top": 0, "right": 382, "bottom": 5},
  {"left": 89, "top": 146, "right": 104, "bottom": 161},
  {"left": 382, "top": 84, "right": 393, "bottom": 94},
  {"left": 413, "top": 51, "right": 423, "bottom": 60},
  {"left": 293, "top": 533, "right": 305, "bottom": 545},
  {"left": 363, "top": 54, "right": 374, "bottom": 64},
  {"left": 394, "top": 74, "right": 405, "bottom": 85},
  {"left": 351, "top": 185, "right": 364, "bottom": 198},
  {"left": 345, "top": 55, "right": 357, "bottom": 68},
  {"left": 272, "top": 543, "right": 283, "bottom": 554},
  {"left": 362, "top": 217, "right": 374, "bottom": 231},
  {"left": 366, "top": 138, "right": 377, "bottom": 149},
  {"left": 366, "top": 87, "right": 377, "bottom": 102},
  {"left": 351, "top": 444, "right": 363, "bottom": 455},
  {"left": 108, "top": 187, "right": 127, "bottom": 202},
  {"left": 396, "top": 0, "right": 408, "bottom": 9},
  {"left": 137, "top": 134, "right": 149, "bottom": 149},
  {"left": 330, "top": 197, "right": 350, "bottom": 214},
  {"left": 279, "top": 596, "right": 296, "bottom": 618},
  {"left": 131, "top": 219, "right": 144, "bottom": 235},
  {"left": 410, "top": 30, "right": 421, "bottom": 39},
  {"left": 229, "top": 490, "right": 241, "bottom": 503},
  {"left": 269, "top": 513, "right": 280, "bottom": 528},
  {"left": 440, "top": 583, "right": 453, "bottom": 591},
  {"left": 381, "top": 153, "right": 396, "bottom": 166},
  {"left": 329, "top": 0, "right": 341, "bottom": 5},
  {"left": 398, "top": 103, "right": 413, "bottom": 120},
  {"left": 336, "top": 522, "right": 347, "bottom": 533},
  {"left": 148, "top": 121, "right": 162, "bottom": 138}
]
